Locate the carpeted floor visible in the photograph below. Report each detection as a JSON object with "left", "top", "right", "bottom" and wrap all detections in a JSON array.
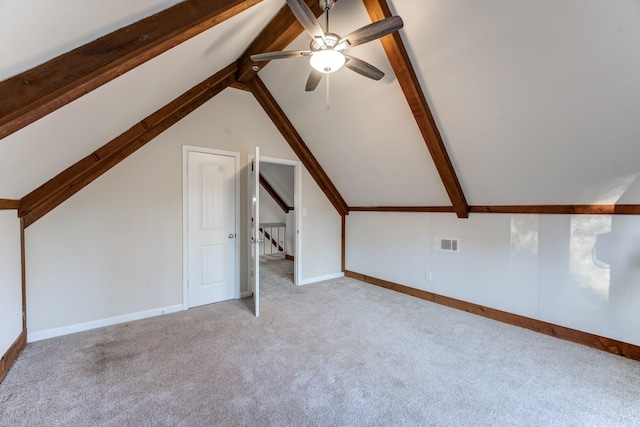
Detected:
[{"left": 1, "top": 258, "right": 639, "bottom": 426}]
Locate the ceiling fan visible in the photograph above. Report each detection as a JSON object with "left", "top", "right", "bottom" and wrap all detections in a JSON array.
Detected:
[{"left": 250, "top": 0, "right": 404, "bottom": 92}]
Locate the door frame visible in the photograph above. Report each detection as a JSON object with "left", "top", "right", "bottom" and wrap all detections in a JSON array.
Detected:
[
  {"left": 182, "top": 145, "right": 241, "bottom": 309},
  {"left": 249, "top": 155, "right": 302, "bottom": 286}
]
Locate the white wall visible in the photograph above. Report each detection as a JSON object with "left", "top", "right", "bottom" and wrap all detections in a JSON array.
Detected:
[
  {"left": 300, "top": 176, "right": 342, "bottom": 282},
  {"left": 259, "top": 186, "right": 287, "bottom": 224},
  {"left": 347, "top": 212, "right": 640, "bottom": 346},
  {"left": 0, "top": 211, "right": 22, "bottom": 356},
  {"left": 25, "top": 89, "right": 342, "bottom": 339},
  {"left": 260, "top": 162, "right": 295, "bottom": 207}
]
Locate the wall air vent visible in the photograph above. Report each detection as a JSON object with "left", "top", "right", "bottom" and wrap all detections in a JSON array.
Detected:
[{"left": 435, "top": 237, "right": 460, "bottom": 253}]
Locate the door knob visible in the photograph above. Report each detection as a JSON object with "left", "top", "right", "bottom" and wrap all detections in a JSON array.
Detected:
[{"left": 229, "top": 234, "right": 235, "bottom": 239}]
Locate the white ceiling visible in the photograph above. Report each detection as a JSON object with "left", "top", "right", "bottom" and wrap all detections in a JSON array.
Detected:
[
  {"left": 259, "top": 0, "right": 452, "bottom": 206},
  {"left": 260, "top": 0, "right": 640, "bottom": 206},
  {"left": 2, "top": 0, "right": 640, "bottom": 206},
  {"left": 0, "top": 0, "right": 183, "bottom": 81},
  {"left": 392, "top": 0, "right": 640, "bottom": 205},
  {"left": 0, "top": 0, "right": 284, "bottom": 199},
  {"left": 261, "top": 162, "right": 295, "bottom": 207}
]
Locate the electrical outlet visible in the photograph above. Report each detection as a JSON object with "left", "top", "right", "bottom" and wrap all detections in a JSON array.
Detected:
[{"left": 425, "top": 272, "right": 432, "bottom": 281}]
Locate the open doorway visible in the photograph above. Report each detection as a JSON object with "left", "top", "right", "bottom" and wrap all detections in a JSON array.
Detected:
[{"left": 258, "top": 157, "right": 301, "bottom": 289}]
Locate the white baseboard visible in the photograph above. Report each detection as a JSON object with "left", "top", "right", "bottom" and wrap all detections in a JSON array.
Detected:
[
  {"left": 27, "top": 304, "right": 185, "bottom": 343},
  {"left": 240, "top": 291, "right": 252, "bottom": 298},
  {"left": 300, "top": 272, "right": 344, "bottom": 286}
]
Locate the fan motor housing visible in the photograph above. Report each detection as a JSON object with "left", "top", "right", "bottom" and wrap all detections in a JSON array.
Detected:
[
  {"left": 310, "top": 33, "right": 341, "bottom": 52},
  {"left": 319, "top": 0, "right": 335, "bottom": 10}
]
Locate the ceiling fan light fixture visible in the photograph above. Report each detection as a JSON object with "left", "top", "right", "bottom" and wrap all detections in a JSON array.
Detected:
[
  {"left": 254, "top": 0, "right": 403, "bottom": 93},
  {"left": 310, "top": 49, "right": 345, "bottom": 73}
]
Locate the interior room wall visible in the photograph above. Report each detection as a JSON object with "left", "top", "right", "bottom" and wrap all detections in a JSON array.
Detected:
[
  {"left": 0, "top": 211, "right": 22, "bottom": 356},
  {"left": 25, "top": 89, "right": 342, "bottom": 341},
  {"left": 259, "top": 186, "right": 286, "bottom": 225},
  {"left": 346, "top": 211, "right": 640, "bottom": 346},
  {"left": 299, "top": 178, "right": 342, "bottom": 284}
]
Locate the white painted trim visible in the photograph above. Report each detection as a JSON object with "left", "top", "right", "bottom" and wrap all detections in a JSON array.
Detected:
[
  {"left": 233, "top": 153, "right": 241, "bottom": 299},
  {"left": 27, "top": 304, "right": 184, "bottom": 343},
  {"left": 300, "top": 272, "right": 344, "bottom": 286},
  {"left": 182, "top": 145, "right": 241, "bottom": 308},
  {"left": 258, "top": 156, "right": 300, "bottom": 167},
  {"left": 294, "top": 162, "right": 302, "bottom": 287},
  {"left": 247, "top": 153, "right": 256, "bottom": 298}
]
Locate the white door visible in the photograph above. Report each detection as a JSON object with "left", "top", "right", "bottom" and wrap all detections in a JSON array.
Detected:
[
  {"left": 250, "top": 147, "right": 260, "bottom": 316},
  {"left": 187, "top": 151, "right": 237, "bottom": 308}
]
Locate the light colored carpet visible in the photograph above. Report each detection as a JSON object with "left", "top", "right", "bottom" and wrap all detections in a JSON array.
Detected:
[{"left": 1, "top": 258, "right": 639, "bottom": 426}]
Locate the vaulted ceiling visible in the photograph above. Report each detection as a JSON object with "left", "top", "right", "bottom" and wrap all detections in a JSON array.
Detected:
[{"left": 2, "top": 0, "right": 640, "bottom": 223}]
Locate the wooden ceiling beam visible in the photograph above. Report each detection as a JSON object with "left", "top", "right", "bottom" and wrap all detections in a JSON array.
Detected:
[
  {"left": 247, "top": 76, "right": 349, "bottom": 216},
  {"left": 0, "top": 0, "right": 261, "bottom": 141},
  {"left": 350, "top": 206, "right": 455, "bottom": 213},
  {"left": 260, "top": 174, "right": 290, "bottom": 213},
  {"left": 19, "top": 64, "right": 237, "bottom": 228},
  {"left": 0, "top": 199, "right": 20, "bottom": 210},
  {"left": 230, "top": 82, "right": 251, "bottom": 92},
  {"left": 362, "top": 0, "right": 469, "bottom": 219},
  {"left": 236, "top": 0, "right": 325, "bottom": 83},
  {"left": 348, "top": 204, "right": 640, "bottom": 215},
  {"left": 470, "top": 205, "right": 640, "bottom": 215}
]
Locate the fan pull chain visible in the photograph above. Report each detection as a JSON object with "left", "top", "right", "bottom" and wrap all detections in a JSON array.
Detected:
[{"left": 326, "top": 74, "right": 330, "bottom": 111}]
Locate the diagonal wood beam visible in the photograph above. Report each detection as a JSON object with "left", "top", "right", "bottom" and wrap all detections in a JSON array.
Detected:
[
  {"left": 247, "top": 76, "right": 348, "bottom": 216},
  {"left": 236, "top": 0, "right": 326, "bottom": 83},
  {"left": 0, "top": 0, "right": 261, "bottom": 141},
  {"left": 260, "top": 174, "right": 290, "bottom": 213},
  {"left": 362, "top": 0, "right": 469, "bottom": 218},
  {"left": 19, "top": 64, "right": 238, "bottom": 228}
]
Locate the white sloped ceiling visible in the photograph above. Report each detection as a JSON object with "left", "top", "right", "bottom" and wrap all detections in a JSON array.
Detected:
[
  {"left": 260, "top": 0, "right": 640, "bottom": 206},
  {"left": 0, "top": 0, "right": 284, "bottom": 199},
  {"left": 259, "top": 0, "right": 452, "bottom": 207},
  {"left": 2, "top": 0, "right": 640, "bottom": 207},
  {"left": 394, "top": 0, "right": 640, "bottom": 205},
  {"left": 261, "top": 162, "right": 295, "bottom": 207}
]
